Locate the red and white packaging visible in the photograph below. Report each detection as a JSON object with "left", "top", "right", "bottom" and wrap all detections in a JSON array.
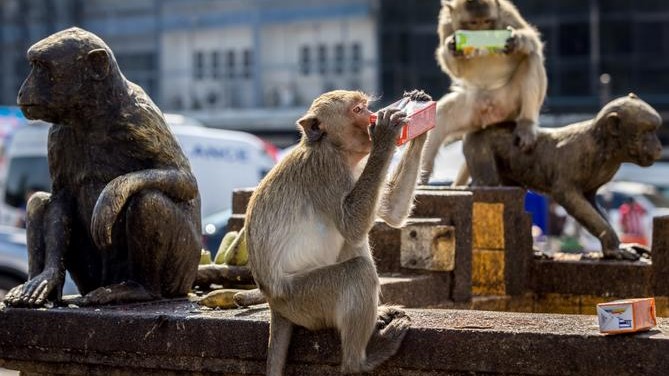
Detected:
[
  {"left": 597, "top": 297, "right": 657, "bottom": 334},
  {"left": 370, "top": 98, "right": 436, "bottom": 146}
]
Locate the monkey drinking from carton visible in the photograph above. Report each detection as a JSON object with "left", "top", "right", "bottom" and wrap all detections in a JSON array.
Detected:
[{"left": 239, "top": 90, "right": 430, "bottom": 374}]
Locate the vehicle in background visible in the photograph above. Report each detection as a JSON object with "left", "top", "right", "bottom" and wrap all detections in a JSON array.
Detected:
[{"left": 0, "top": 115, "right": 277, "bottom": 227}]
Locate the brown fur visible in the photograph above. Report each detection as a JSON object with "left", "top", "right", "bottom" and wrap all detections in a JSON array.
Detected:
[
  {"left": 464, "top": 94, "right": 663, "bottom": 260},
  {"left": 4, "top": 27, "right": 201, "bottom": 307},
  {"left": 242, "top": 90, "right": 427, "bottom": 374},
  {"left": 422, "top": 0, "right": 547, "bottom": 184}
]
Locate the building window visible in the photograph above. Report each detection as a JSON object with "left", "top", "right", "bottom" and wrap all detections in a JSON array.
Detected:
[
  {"left": 242, "top": 49, "right": 253, "bottom": 79},
  {"left": 317, "top": 44, "right": 327, "bottom": 75},
  {"left": 226, "top": 50, "right": 236, "bottom": 79},
  {"left": 212, "top": 51, "right": 221, "bottom": 79},
  {"left": 334, "top": 43, "right": 345, "bottom": 75},
  {"left": 193, "top": 51, "right": 205, "bottom": 80},
  {"left": 351, "top": 43, "right": 362, "bottom": 73},
  {"left": 299, "top": 46, "right": 311, "bottom": 75}
]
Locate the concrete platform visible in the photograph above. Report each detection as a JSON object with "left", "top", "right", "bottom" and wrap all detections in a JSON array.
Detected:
[{"left": 0, "top": 300, "right": 666, "bottom": 375}]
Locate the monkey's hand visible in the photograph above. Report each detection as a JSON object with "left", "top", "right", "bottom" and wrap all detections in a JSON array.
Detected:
[
  {"left": 403, "top": 89, "right": 432, "bottom": 102},
  {"left": 512, "top": 125, "right": 538, "bottom": 153},
  {"left": 604, "top": 244, "right": 649, "bottom": 261},
  {"left": 4, "top": 268, "right": 64, "bottom": 307},
  {"left": 504, "top": 27, "right": 537, "bottom": 55},
  {"left": 370, "top": 108, "right": 407, "bottom": 152},
  {"left": 446, "top": 35, "right": 464, "bottom": 58}
]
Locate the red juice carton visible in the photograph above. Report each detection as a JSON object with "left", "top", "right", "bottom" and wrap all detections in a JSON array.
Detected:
[
  {"left": 597, "top": 298, "right": 657, "bottom": 334},
  {"left": 370, "top": 98, "right": 436, "bottom": 146}
]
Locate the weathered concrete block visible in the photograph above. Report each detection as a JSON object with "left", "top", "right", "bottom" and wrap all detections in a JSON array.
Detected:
[
  {"left": 400, "top": 225, "right": 455, "bottom": 271},
  {"left": 532, "top": 259, "right": 653, "bottom": 297},
  {"left": 472, "top": 249, "right": 505, "bottom": 296},
  {"left": 1, "top": 302, "right": 668, "bottom": 375},
  {"left": 379, "top": 274, "right": 453, "bottom": 308},
  {"left": 472, "top": 202, "right": 505, "bottom": 250},
  {"left": 413, "top": 189, "right": 474, "bottom": 302},
  {"left": 652, "top": 216, "right": 669, "bottom": 296},
  {"left": 534, "top": 293, "right": 581, "bottom": 314},
  {"left": 231, "top": 187, "right": 254, "bottom": 215}
]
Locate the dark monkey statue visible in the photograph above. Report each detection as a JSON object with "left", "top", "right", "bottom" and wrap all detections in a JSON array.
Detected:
[
  {"left": 464, "top": 94, "right": 662, "bottom": 260},
  {"left": 4, "top": 27, "right": 201, "bottom": 307}
]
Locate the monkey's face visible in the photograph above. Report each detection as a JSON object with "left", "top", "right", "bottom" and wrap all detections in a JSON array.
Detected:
[
  {"left": 17, "top": 46, "right": 84, "bottom": 124},
  {"left": 344, "top": 100, "right": 374, "bottom": 154},
  {"left": 449, "top": 0, "right": 500, "bottom": 30},
  {"left": 625, "top": 121, "right": 662, "bottom": 167}
]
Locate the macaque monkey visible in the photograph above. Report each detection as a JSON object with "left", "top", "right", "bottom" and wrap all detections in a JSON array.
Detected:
[
  {"left": 4, "top": 28, "right": 200, "bottom": 307},
  {"left": 422, "top": 0, "right": 547, "bottom": 184},
  {"left": 464, "top": 94, "right": 662, "bottom": 260},
  {"left": 242, "top": 90, "right": 429, "bottom": 374}
]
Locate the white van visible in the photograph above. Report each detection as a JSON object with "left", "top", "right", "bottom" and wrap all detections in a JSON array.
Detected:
[{"left": 0, "top": 116, "right": 276, "bottom": 227}]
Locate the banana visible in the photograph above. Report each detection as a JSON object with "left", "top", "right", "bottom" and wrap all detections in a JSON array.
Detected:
[
  {"left": 222, "top": 228, "right": 248, "bottom": 266},
  {"left": 198, "top": 288, "right": 245, "bottom": 309},
  {"left": 214, "top": 231, "right": 238, "bottom": 264},
  {"left": 199, "top": 249, "right": 212, "bottom": 265}
]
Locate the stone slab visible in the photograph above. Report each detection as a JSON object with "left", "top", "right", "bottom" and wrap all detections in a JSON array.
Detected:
[{"left": 0, "top": 301, "right": 668, "bottom": 375}]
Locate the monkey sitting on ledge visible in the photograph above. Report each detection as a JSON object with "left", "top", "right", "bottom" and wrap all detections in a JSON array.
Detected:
[
  {"left": 4, "top": 28, "right": 201, "bottom": 307},
  {"left": 238, "top": 89, "right": 429, "bottom": 375},
  {"left": 464, "top": 94, "right": 662, "bottom": 260}
]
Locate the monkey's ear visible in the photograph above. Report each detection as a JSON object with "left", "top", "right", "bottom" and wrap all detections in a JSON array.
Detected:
[
  {"left": 298, "top": 114, "right": 324, "bottom": 143},
  {"left": 87, "top": 49, "right": 111, "bottom": 81},
  {"left": 606, "top": 112, "right": 621, "bottom": 137}
]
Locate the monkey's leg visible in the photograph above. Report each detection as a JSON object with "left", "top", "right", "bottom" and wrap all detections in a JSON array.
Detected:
[
  {"left": 513, "top": 53, "right": 547, "bottom": 152},
  {"left": 266, "top": 309, "right": 293, "bottom": 376},
  {"left": 420, "top": 91, "right": 473, "bottom": 184},
  {"left": 555, "top": 190, "right": 638, "bottom": 260},
  {"left": 451, "top": 163, "right": 470, "bottom": 187},
  {"left": 463, "top": 133, "right": 502, "bottom": 186},
  {"left": 77, "top": 191, "right": 200, "bottom": 305},
  {"left": 126, "top": 190, "right": 200, "bottom": 298},
  {"left": 5, "top": 193, "right": 70, "bottom": 307},
  {"left": 270, "top": 256, "right": 410, "bottom": 373}
]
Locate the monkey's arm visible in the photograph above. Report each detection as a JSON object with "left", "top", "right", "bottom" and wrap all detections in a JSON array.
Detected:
[
  {"left": 337, "top": 110, "right": 405, "bottom": 243},
  {"left": 384, "top": 89, "right": 431, "bottom": 195},
  {"left": 378, "top": 133, "right": 427, "bottom": 228},
  {"left": 91, "top": 169, "right": 198, "bottom": 250},
  {"left": 5, "top": 194, "right": 71, "bottom": 307}
]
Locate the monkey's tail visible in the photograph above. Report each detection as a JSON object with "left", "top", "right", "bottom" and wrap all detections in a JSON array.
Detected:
[{"left": 91, "top": 169, "right": 198, "bottom": 250}]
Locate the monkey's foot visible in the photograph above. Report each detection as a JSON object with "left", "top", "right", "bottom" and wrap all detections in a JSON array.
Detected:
[
  {"left": 3, "top": 269, "right": 63, "bottom": 308},
  {"left": 603, "top": 244, "right": 650, "bottom": 261},
  {"left": 360, "top": 307, "right": 411, "bottom": 372},
  {"left": 72, "top": 281, "right": 158, "bottom": 306},
  {"left": 376, "top": 305, "right": 407, "bottom": 329}
]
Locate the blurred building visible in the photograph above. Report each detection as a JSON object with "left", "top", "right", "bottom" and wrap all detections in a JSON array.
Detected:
[
  {"left": 380, "top": 0, "right": 669, "bottom": 117},
  {"left": 0, "top": 0, "right": 668, "bottom": 141}
]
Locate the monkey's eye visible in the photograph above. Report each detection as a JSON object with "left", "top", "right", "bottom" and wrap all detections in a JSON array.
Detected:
[{"left": 353, "top": 105, "right": 364, "bottom": 114}]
